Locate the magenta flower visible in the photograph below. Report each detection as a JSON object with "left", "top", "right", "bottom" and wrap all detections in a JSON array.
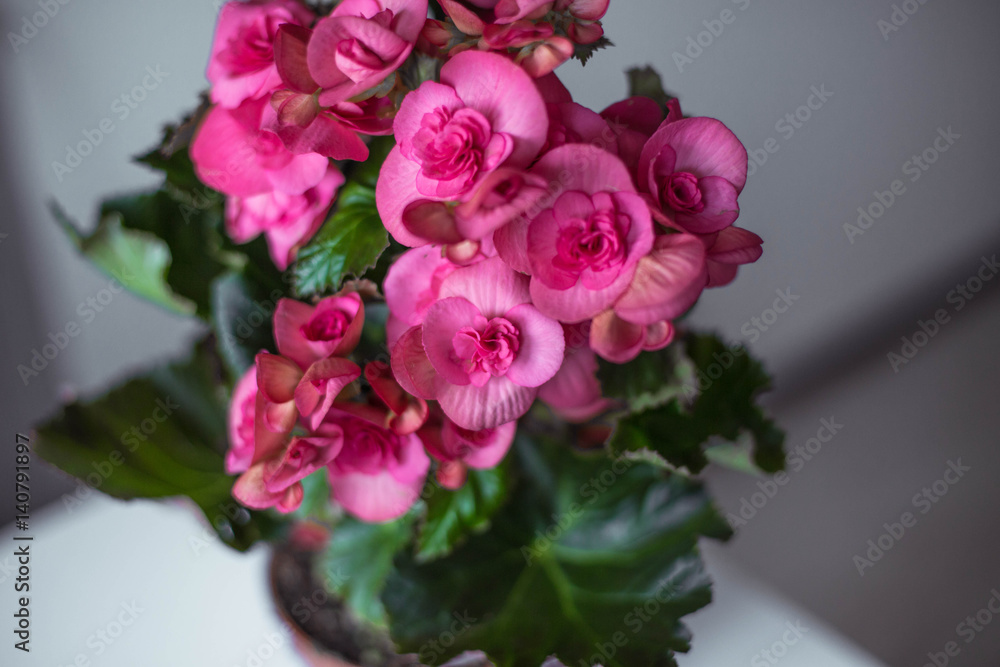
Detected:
[
  {"left": 495, "top": 144, "right": 655, "bottom": 323},
  {"left": 612, "top": 232, "right": 709, "bottom": 325},
  {"left": 420, "top": 411, "right": 517, "bottom": 489},
  {"left": 376, "top": 50, "right": 548, "bottom": 246},
  {"left": 326, "top": 411, "right": 430, "bottom": 522},
  {"left": 392, "top": 258, "right": 565, "bottom": 430},
  {"left": 274, "top": 293, "right": 365, "bottom": 370},
  {"left": 225, "top": 366, "right": 259, "bottom": 474},
  {"left": 703, "top": 226, "right": 764, "bottom": 287},
  {"left": 306, "top": 0, "right": 428, "bottom": 107},
  {"left": 190, "top": 97, "right": 330, "bottom": 197},
  {"left": 206, "top": 0, "right": 315, "bottom": 109},
  {"left": 638, "top": 117, "right": 748, "bottom": 234},
  {"left": 225, "top": 163, "right": 344, "bottom": 270},
  {"left": 537, "top": 324, "right": 609, "bottom": 420},
  {"left": 384, "top": 246, "right": 462, "bottom": 345},
  {"left": 600, "top": 95, "right": 682, "bottom": 174},
  {"left": 588, "top": 310, "right": 675, "bottom": 364}
]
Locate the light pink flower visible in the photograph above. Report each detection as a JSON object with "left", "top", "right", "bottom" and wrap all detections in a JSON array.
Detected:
[
  {"left": 191, "top": 97, "right": 330, "bottom": 197},
  {"left": 495, "top": 144, "right": 655, "bottom": 323},
  {"left": 588, "top": 310, "right": 675, "bottom": 364},
  {"left": 384, "top": 246, "right": 462, "bottom": 345},
  {"left": 226, "top": 366, "right": 259, "bottom": 474},
  {"left": 326, "top": 411, "right": 430, "bottom": 522},
  {"left": 207, "top": 0, "right": 315, "bottom": 109},
  {"left": 376, "top": 50, "right": 548, "bottom": 246},
  {"left": 306, "top": 0, "right": 428, "bottom": 108},
  {"left": 274, "top": 293, "right": 365, "bottom": 370},
  {"left": 392, "top": 258, "right": 565, "bottom": 430},
  {"left": 600, "top": 96, "right": 682, "bottom": 174},
  {"left": 638, "top": 117, "right": 748, "bottom": 234},
  {"left": 225, "top": 164, "right": 344, "bottom": 269},
  {"left": 611, "top": 232, "right": 709, "bottom": 326}
]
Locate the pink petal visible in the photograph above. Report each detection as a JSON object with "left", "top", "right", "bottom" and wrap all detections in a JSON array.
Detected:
[
  {"left": 534, "top": 72, "right": 573, "bottom": 104},
  {"left": 256, "top": 352, "right": 302, "bottom": 403},
  {"left": 438, "top": 376, "right": 537, "bottom": 430},
  {"left": 402, "top": 200, "right": 464, "bottom": 245},
  {"left": 265, "top": 149, "right": 332, "bottom": 195},
  {"left": 538, "top": 339, "right": 610, "bottom": 420},
  {"left": 503, "top": 303, "right": 565, "bottom": 387},
  {"left": 365, "top": 362, "right": 429, "bottom": 435},
  {"left": 422, "top": 297, "right": 483, "bottom": 386},
  {"left": 455, "top": 168, "right": 549, "bottom": 241},
  {"left": 443, "top": 419, "right": 517, "bottom": 469},
  {"left": 274, "top": 24, "right": 319, "bottom": 93},
  {"left": 439, "top": 257, "right": 531, "bottom": 319},
  {"left": 529, "top": 264, "right": 636, "bottom": 324},
  {"left": 233, "top": 462, "right": 288, "bottom": 510},
  {"left": 191, "top": 103, "right": 272, "bottom": 197},
  {"left": 644, "top": 320, "right": 676, "bottom": 351},
  {"left": 530, "top": 143, "right": 637, "bottom": 194},
  {"left": 394, "top": 81, "right": 464, "bottom": 158},
  {"left": 439, "top": 0, "right": 487, "bottom": 35},
  {"left": 294, "top": 357, "right": 362, "bottom": 431},
  {"left": 226, "top": 366, "right": 259, "bottom": 475},
  {"left": 384, "top": 246, "right": 457, "bottom": 326},
  {"left": 329, "top": 433, "right": 429, "bottom": 522},
  {"left": 601, "top": 96, "right": 663, "bottom": 138},
  {"left": 709, "top": 226, "right": 764, "bottom": 265},
  {"left": 674, "top": 175, "right": 741, "bottom": 234},
  {"left": 614, "top": 233, "right": 708, "bottom": 325},
  {"left": 391, "top": 325, "right": 443, "bottom": 400},
  {"left": 375, "top": 146, "right": 433, "bottom": 247},
  {"left": 589, "top": 309, "right": 645, "bottom": 363},
  {"left": 639, "top": 117, "right": 748, "bottom": 194},
  {"left": 274, "top": 294, "right": 364, "bottom": 369},
  {"left": 266, "top": 108, "right": 369, "bottom": 161},
  {"left": 492, "top": 211, "right": 532, "bottom": 274},
  {"left": 440, "top": 51, "right": 548, "bottom": 168}
]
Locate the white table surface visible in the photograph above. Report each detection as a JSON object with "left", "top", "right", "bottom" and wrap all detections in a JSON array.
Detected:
[{"left": 1, "top": 494, "right": 883, "bottom": 667}]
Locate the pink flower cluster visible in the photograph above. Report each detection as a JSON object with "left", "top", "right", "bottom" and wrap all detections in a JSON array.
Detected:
[
  {"left": 378, "top": 49, "right": 762, "bottom": 433},
  {"left": 227, "top": 292, "right": 516, "bottom": 521},
  {"left": 210, "top": 0, "right": 763, "bottom": 522}
]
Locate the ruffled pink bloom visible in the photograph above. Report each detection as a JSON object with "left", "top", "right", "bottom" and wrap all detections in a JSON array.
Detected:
[
  {"left": 326, "top": 411, "right": 430, "bottom": 522},
  {"left": 274, "top": 293, "right": 365, "bottom": 370},
  {"left": 638, "top": 117, "right": 748, "bottom": 234},
  {"left": 191, "top": 97, "right": 330, "bottom": 198},
  {"left": 226, "top": 366, "right": 259, "bottom": 474},
  {"left": 306, "top": 0, "right": 428, "bottom": 108},
  {"left": 588, "top": 310, "right": 675, "bottom": 364},
  {"left": 544, "top": 102, "right": 618, "bottom": 155},
  {"left": 392, "top": 258, "right": 565, "bottom": 430},
  {"left": 376, "top": 50, "right": 548, "bottom": 246},
  {"left": 538, "top": 324, "right": 609, "bottom": 420},
  {"left": 420, "top": 413, "right": 516, "bottom": 489},
  {"left": 600, "top": 96, "right": 681, "bottom": 174},
  {"left": 225, "top": 164, "right": 344, "bottom": 269},
  {"left": 207, "top": 0, "right": 315, "bottom": 109},
  {"left": 703, "top": 226, "right": 764, "bottom": 287},
  {"left": 384, "top": 246, "right": 462, "bottom": 345},
  {"left": 495, "top": 144, "right": 655, "bottom": 323}
]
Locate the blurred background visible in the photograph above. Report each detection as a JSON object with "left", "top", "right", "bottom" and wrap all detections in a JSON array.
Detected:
[{"left": 1, "top": 0, "right": 999, "bottom": 665}]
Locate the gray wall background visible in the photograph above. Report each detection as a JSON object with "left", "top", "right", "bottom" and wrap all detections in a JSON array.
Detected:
[{"left": 1, "top": 0, "right": 999, "bottom": 665}]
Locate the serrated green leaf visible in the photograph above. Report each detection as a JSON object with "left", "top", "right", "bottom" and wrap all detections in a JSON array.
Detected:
[
  {"left": 574, "top": 36, "right": 613, "bottom": 66},
  {"left": 606, "top": 333, "right": 785, "bottom": 474},
  {"left": 417, "top": 466, "right": 509, "bottom": 562},
  {"left": 293, "top": 182, "right": 389, "bottom": 298},
  {"left": 597, "top": 343, "right": 696, "bottom": 412},
  {"left": 318, "top": 512, "right": 416, "bottom": 627},
  {"left": 33, "top": 341, "right": 281, "bottom": 551},
  {"left": 383, "top": 437, "right": 731, "bottom": 666}
]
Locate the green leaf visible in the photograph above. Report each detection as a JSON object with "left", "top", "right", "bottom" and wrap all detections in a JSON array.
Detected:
[
  {"left": 33, "top": 341, "right": 281, "bottom": 551},
  {"left": 597, "top": 343, "right": 696, "bottom": 412},
  {"left": 317, "top": 512, "right": 416, "bottom": 627},
  {"left": 383, "top": 437, "right": 731, "bottom": 666},
  {"left": 574, "top": 36, "right": 613, "bottom": 66},
  {"left": 626, "top": 66, "right": 677, "bottom": 117},
  {"left": 53, "top": 205, "right": 196, "bottom": 316},
  {"left": 211, "top": 271, "right": 281, "bottom": 381},
  {"left": 417, "top": 466, "right": 509, "bottom": 562},
  {"left": 606, "top": 333, "right": 785, "bottom": 474},
  {"left": 293, "top": 182, "right": 389, "bottom": 298}
]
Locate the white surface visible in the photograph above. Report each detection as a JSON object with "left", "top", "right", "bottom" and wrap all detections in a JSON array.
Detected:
[{"left": 1, "top": 495, "right": 882, "bottom": 666}]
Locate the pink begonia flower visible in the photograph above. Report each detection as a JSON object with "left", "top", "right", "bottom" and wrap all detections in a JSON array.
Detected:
[
  {"left": 376, "top": 50, "right": 548, "bottom": 246},
  {"left": 419, "top": 406, "right": 516, "bottom": 488},
  {"left": 588, "top": 309, "right": 675, "bottom": 364},
  {"left": 538, "top": 324, "right": 609, "bottom": 420},
  {"left": 384, "top": 246, "right": 462, "bottom": 344},
  {"left": 325, "top": 411, "right": 430, "bottom": 522},
  {"left": 638, "top": 117, "right": 749, "bottom": 234},
  {"left": 262, "top": 24, "right": 396, "bottom": 161},
  {"left": 601, "top": 96, "right": 682, "bottom": 174},
  {"left": 274, "top": 293, "right": 365, "bottom": 370},
  {"left": 305, "top": 0, "right": 428, "bottom": 108},
  {"left": 226, "top": 366, "right": 259, "bottom": 474},
  {"left": 191, "top": 97, "right": 330, "bottom": 198},
  {"left": 543, "top": 102, "right": 618, "bottom": 155},
  {"left": 392, "top": 258, "right": 565, "bottom": 430},
  {"left": 703, "top": 226, "right": 764, "bottom": 287},
  {"left": 207, "top": 0, "right": 315, "bottom": 109},
  {"left": 225, "top": 163, "right": 344, "bottom": 270},
  {"left": 331, "top": 361, "right": 430, "bottom": 436},
  {"left": 611, "top": 232, "right": 709, "bottom": 326},
  {"left": 495, "top": 144, "right": 655, "bottom": 323}
]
